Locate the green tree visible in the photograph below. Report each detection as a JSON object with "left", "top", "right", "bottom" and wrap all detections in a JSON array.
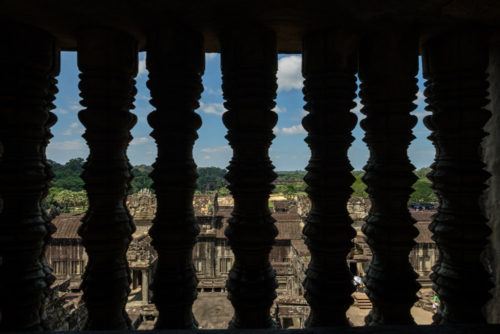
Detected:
[
  {"left": 415, "top": 167, "right": 432, "bottom": 179},
  {"left": 409, "top": 178, "right": 437, "bottom": 203},
  {"left": 130, "top": 165, "right": 153, "bottom": 193},
  {"left": 351, "top": 171, "right": 368, "bottom": 197},
  {"left": 218, "top": 186, "right": 230, "bottom": 196},
  {"left": 50, "top": 158, "right": 85, "bottom": 191},
  {"left": 53, "top": 189, "right": 88, "bottom": 212},
  {"left": 45, "top": 187, "right": 65, "bottom": 208},
  {"left": 274, "top": 184, "right": 286, "bottom": 194},
  {"left": 197, "top": 167, "right": 227, "bottom": 192},
  {"left": 283, "top": 184, "right": 297, "bottom": 200}
]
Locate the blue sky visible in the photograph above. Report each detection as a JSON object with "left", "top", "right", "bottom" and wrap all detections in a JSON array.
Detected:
[{"left": 47, "top": 52, "right": 434, "bottom": 171}]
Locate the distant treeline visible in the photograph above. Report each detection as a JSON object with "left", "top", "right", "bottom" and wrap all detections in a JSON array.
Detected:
[
  {"left": 46, "top": 159, "right": 437, "bottom": 210},
  {"left": 47, "top": 159, "right": 227, "bottom": 195}
]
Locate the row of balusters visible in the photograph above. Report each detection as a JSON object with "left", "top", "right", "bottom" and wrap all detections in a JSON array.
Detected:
[{"left": 0, "top": 22, "right": 492, "bottom": 330}]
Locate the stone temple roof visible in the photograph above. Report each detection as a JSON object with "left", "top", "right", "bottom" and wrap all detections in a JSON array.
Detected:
[
  {"left": 275, "top": 218, "right": 303, "bottom": 241},
  {"left": 51, "top": 213, "right": 84, "bottom": 239},
  {"left": 214, "top": 211, "right": 303, "bottom": 240}
]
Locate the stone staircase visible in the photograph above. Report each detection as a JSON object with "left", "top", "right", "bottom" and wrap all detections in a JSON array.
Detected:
[{"left": 353, "top": 292, "right": 372, "bottom": 310}]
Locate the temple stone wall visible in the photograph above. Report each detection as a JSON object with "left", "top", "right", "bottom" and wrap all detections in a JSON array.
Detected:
[
  {"left": 194, "top": 195, "right": 217, "bottom": 216},
  {"left": 483, "top": 42, "right": 500, "bottom": 324},
  {"left": 214, "top": 239, "right": 232, "bottom": 278},
  {"left": 296, "top": 195, "right": 371, "bottom": 222},
  {"left": 409, "top": 243, "right": 439, "bottom": 287},
  {"left": 347, "top": 197, "right": 372, "bottom": 222},
  {"left": 126, "top": 189, "right": 157, "bottom": 224},
  {"left": 122, "top": 191, "right": 439, "bottom": 327},
  {"left": 43, "top": 280, "right": 87, "bottom": 331}
]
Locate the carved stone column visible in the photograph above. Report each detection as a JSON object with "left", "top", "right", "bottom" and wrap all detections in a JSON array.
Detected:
[
  {"left": 39, "top": 68, "right": 60, "bottom": 329},
  {"left": 358, "top": 25, "right": 420, "bottom": 325},
  {"left": 141, "top": 270, "right": 149, "bottom": 304},
  {"left": 301, "top": 29, "right": 358, "bottom": 327},
  {"left": 146, "top": 27, "right": 203, "bottom": 329},
  {"left": 221, "top": 26, "right": 279, "bottom": 328},
  {"left": 0, "top": 23, "right": 59, "bottom": 331},
  {"left": 77, "top": 27, "right": 138, "bottom": 330},
  {"left": 423, "top": 29, "right": 492, "bottom": 324}
]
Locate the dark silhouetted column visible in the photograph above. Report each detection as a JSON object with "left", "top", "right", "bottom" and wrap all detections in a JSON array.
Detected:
[
  {"left": 423, "top": 28, "right": 492, "bottom": 324},
  {"left": 359, "top": 25, "right": 420, "bottom": 325},
  {"left": 77, "top": 27, "right": 138, "bottom": 330},
  {"left": 146, "top": 27, "right": 203, "bottom": 329},
  {"left": 39, "top": 61, "right": 60, "bottom": 329},
  {"left": 301, "top": 29, "right": 358, "bottom": 327},
  {"left": 221, "top": 25, "right": 279, "bottom": 328},
  {"left": 0, "top": 23, "right": 60, "bottom": 330}
]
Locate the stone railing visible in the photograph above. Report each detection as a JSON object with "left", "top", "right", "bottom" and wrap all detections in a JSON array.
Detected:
[{"left": 0, "top": 1, "right": 499, "bottom": 332}]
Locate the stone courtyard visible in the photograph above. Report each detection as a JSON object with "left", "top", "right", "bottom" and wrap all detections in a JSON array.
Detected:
[{"left": 44, "top": 190, "right": 438, "bottom": 329}]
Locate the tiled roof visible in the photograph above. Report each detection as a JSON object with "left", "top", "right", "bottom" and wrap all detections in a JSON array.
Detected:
[
  {"left": 273, "top": 200, "right": 288, "bottom": 209},
  {"left": 51, "top": 213, "right": 84, "bottom": 239},
  {"left": 212, "top": 209, "right": 303, "bottom": 241},
  {"left": 275, "top": 221, "right": 302, "bottom": 240}
]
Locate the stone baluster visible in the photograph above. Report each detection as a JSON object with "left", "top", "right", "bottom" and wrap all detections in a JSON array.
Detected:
[
  {"left": 39, "top": 69, "right": 60, "bottom": 329},
  {"left": 0, "top": 23, "right": 60, "bottom": 330},
  {"left": 358, "top": 25, "right": 420, "bottom": 325},
  {"left": 146, "top": 27, "right": 203, "bottom": 329},
  {"left": 77, "top": 27, "right": 138, "bottom": 329},
  {"left": 422, "top": 29, "right": 492, "bottom": 324},
  {"left": 221, "top": 25, "right": 279, "bottom": 328},
  {"left": 301, "top": 29, "right": 358, "bottom": 327}
]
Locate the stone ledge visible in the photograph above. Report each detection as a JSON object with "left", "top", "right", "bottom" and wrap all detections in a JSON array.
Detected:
[{"left": 47, "top": 324, "right": 500, "bottom": 334}]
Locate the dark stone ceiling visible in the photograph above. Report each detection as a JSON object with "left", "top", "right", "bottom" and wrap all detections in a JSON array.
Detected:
[{"left": 2, "top": 0, "right": 500, "bottom": 52}]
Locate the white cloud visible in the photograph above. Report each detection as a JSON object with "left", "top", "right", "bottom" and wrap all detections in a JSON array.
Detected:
[
  {"left": 206, "top": 87, "right": 222, "bottom": 95},
  {"left": 47, "top": 140, "right": 87, "bottom": 151},
  {"left": 68, "top": 100, "right": 80, "bottom": 111},
  {"left": 413, "top": 91, "right": 430, "bottom": 118},
  {"left": 130, "top": 137, "right": 150, "bottom": 145},
  {"left": 415, "top": 90, "right": 425, "bottom": 104},
  {"left": 290, "top": 109, "right": 308, "bottom": 121},
  {"left": 137, "top": 93, "right": 150, "bottom": 101},
  {"left": 203, "top": 155, "right": 211, "bottom": 160},
  {"left": 277, "top": 55, "right": 303, "bottom": 92},
  {"left": 138, "top": 57, "right": 147, "bottom": 77},
  {"left": 201, "top": 146, "right": 230, "bottom": 153},
  {"left": 62, "top": 122, "right": 82, "bottom": 136},
  {"left": 199, "top": 101, "right": 226, "bottom": 116},
  {"left": 205, "top": 53, "right": 217, "bottom": 61},
  {"left": 273, "top": 105, "right": 287, "bottom": 113},
  {"left": 46, "top": 140, "right": 89, "bottom": 163},
  {"left": 55, "top": 108, "right": 68, "bottom": 115},
  {"left": 414, "top": 110, "right": 431, "bottom": 119},
  {"left": 351, "top": 99, "right": 364, "bottom": 119},
  {"left": 274, "top": 124, "right": 307, "bottom": 135}
]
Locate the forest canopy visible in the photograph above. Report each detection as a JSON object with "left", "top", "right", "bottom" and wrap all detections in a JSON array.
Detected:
[{"left": 46, "top": 159, "right": 436, "bottom": 211}]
